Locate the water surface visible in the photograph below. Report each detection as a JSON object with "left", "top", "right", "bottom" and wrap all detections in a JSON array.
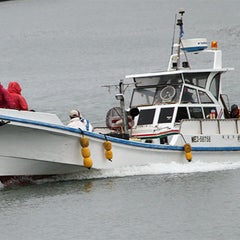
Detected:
[{"left": 0, "top": 0, "right": 240, "bottom": 239}]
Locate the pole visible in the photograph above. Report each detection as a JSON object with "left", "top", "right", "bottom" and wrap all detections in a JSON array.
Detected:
[{"left": 119, "top": 80, "right": 129, "bottom": 134}]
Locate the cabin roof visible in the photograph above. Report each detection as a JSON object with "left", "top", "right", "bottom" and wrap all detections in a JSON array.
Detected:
[{"left": 125, "top": 68, "right": 231, "bottom": 79}]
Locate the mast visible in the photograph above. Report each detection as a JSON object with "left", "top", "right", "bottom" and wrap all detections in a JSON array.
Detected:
[{"left": 176, "top": 9, "right": 185, "bottom": 69}]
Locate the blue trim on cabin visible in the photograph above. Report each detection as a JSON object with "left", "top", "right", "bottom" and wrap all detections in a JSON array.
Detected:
[{"left": 1, "top": 114, "right": 240, "bottom": 152}]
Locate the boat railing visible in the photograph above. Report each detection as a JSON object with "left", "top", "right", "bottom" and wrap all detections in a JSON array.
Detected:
[{"left": 180, "top": 119, "right": 240, "bottom": 135}]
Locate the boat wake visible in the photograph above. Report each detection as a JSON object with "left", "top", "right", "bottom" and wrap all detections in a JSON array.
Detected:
[
  {"left": 35, "top": 161, "right": 240, "bottom": 185},
  {"left": 1, "top": 161, "right": 239, "bottom": 188}
]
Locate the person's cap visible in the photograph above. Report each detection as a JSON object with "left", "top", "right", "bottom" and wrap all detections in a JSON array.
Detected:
[{"left": 69, "top": 110, "right": 79, "bottom": 118}]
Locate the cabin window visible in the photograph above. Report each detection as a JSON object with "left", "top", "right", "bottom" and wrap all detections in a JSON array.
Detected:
[
  {"left": 134, "top": 77, "right": 161, "bottom": 87},
  {"left": 157, "top": 74, "right": 183, "bottom": 85},
  {"left": 181, "top": 87, "right": 198, "bottom": 103},
  {"left": 189, "top": 107, "right": 203, "bottom": 118},
  {"left": 204, "top": 107, "right": 217, "bottom": 118},
  {"left": 199, "top": 90, "right": 213, "bottom": 104},
  {"left": 176, "top": 107, "right": 189, "bottom": 122},
  {"left": 130, "top": 87, "right": 155, "bottom": 107},
  {"left": 158, "top": 107, "right": 174, "bottom": 123},
  {"left": 183, "top": 72, "right": 209, "bottom": 88},
  {"left": 210, "top": 73, "right": 220, "bottom": 100},
  {"left": 137, "top": 109, "right": 156, "bottom": 125}
]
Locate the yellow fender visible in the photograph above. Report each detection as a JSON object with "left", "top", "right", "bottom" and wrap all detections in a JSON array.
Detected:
[
  {"left": 80, "top": 136, "right": 93, "bottom": 168},
  {"left": 103, "top": 140, "right": 113, "bottom": 161},
  {"left": 105, "top": 150, "right": 113, "bottom": 161},
  {"left": 185, "top": 152, "right": 192, "bottom": 162},
  {"left": 184, "top": 143, "right": 192, "bottom": 153},
  {"left": 81, "top": 147, "right": 91, "bottom": 158},
  {"left": 184, "top": 143, "right": 192, "bottom": 162},
  {"left": 103, "top": 141, "right": 112, "bottom": 151},
  {"left": 80, "top": 137, "right": 89, "bottom": 148},
  {"left": 84, "top": 157, "right": 93, "bottom": 169}
]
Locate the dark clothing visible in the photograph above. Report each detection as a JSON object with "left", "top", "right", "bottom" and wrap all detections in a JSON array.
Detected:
[
  {"left": 0, "top": 84, "right": 16, "bottom": 109},
  {"left": 8, "top": 82, "right": 28, "bottom": 110},
  {"left": 230, "top": 104, "right": 239, "bottom": 118}
]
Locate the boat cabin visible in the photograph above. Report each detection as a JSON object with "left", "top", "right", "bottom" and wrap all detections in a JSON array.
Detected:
[{"left": 126, "top": 49, "right": 229, "bottom": 139}]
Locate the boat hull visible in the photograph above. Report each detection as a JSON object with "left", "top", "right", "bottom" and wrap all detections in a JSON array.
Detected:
[{"left": 0, "top": 112, "right": 240, "bottom": 185}]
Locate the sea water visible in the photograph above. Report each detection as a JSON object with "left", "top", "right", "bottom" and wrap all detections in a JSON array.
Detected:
[{"left": 0, "top": 0, "right": 240, "bottom": 239}]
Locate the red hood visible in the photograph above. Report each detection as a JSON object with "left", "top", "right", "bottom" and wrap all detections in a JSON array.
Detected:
[{"left": 8, "top": 82, "right": 22, "bottom": 94}]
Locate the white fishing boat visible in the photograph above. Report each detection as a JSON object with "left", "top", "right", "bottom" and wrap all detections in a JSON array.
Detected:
[{"left": 0, "top": 10, "right": 239, "bottom": 185}]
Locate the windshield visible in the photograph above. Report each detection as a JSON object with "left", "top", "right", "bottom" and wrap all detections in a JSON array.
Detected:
[{"left": 130, "top": 74, "right": 183, "bottom": 107}]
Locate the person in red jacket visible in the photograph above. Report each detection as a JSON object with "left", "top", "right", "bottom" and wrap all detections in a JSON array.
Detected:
[
  {"left": 7, "top": 82, "right": 28, "bottom": 110},
  {"left": 0, "top": 83, "right": 16, "bottom": 109}
]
